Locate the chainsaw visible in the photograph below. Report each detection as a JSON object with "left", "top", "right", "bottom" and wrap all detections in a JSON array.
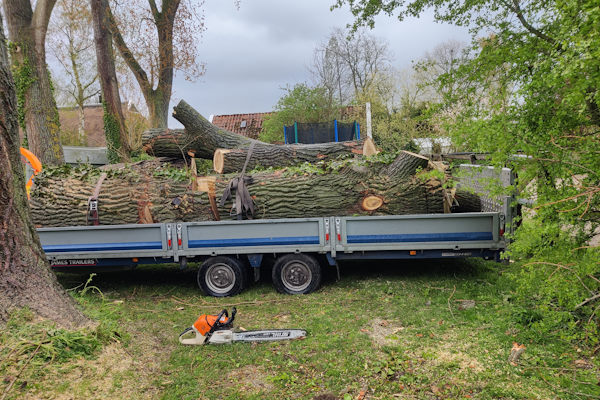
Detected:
[{"left": 179, "top": 307, "right": 306, "bottom": 345}]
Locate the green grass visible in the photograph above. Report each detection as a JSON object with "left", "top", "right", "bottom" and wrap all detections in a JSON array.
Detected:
[{"left": 2, "top": 259, "right": 599, "bottom": 399}]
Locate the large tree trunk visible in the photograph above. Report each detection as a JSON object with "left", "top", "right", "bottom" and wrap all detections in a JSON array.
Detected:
[
  {"left": 147, "top": 89, "right": 170, "bottom": 129},
  {"left": 142, "top": 100, "right": 367, "bottom": 173},
  {"left": 3, "top": 0, "right": 65, "bottom": 166},
  {"left": 29, "top": 152, "right": 479, "bottom": 227},
  {"left": 106, "top": 0, "right": 178, "bottom": 129},
  {"left": 0, "top": 12, "right": 87, "bottom": 327},
  {"left": 90, "top": 0, "right": 130, "bottom": 162}
]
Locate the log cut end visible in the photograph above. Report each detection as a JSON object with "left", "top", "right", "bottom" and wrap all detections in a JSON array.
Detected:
[
  {"left": 403, "top": 150, "right": 429, "bottom": 161},
  {"left": 362, "top": 137, "right": 380, "bottom": 156},
  {"left": 361, "top": 195, "right": 384, "bottom": 211},
  {"left": 196, "top": 176, "right": 217, "bottom": 193},
  {"left": 213, "top": 149, "right": 232, "bottom": 174}
]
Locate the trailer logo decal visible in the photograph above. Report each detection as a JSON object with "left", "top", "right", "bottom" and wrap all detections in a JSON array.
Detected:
[
  {"left": 51, "top": 259, "right": 98, "bottom": 267},
  {"left": 441, "top": 252, "right": 472, "bottom": 257}
]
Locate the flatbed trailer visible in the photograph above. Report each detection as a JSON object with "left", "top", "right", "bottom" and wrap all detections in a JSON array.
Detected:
[{"left": 38, "top": 165, "right": 516, "bottom": 297}]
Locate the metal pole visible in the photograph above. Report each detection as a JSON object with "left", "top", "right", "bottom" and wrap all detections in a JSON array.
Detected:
[
  {"left": 334, "top": 119, "right": 338, "bottom": 142},
  {"left": 366, "top": 102, "right": 372, "bottom": 139},
  {"left": 294, "top": 121, "right": 298, "bottom": 143}
]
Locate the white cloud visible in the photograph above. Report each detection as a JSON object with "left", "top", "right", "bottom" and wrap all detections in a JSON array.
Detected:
[{"left": 169, "top": 0, "right": 470, "bottom": 126}]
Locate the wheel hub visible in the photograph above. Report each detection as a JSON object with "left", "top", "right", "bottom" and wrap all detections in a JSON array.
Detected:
[
  {"left": 281, "top": 261, "right": 312, "bottom": 291},
  {"left": 206, "top": 263, "right": 235, "bottom": 294}
]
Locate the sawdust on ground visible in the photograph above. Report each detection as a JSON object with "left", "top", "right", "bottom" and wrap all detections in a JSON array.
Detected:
[
  {"left": 225, "top": 365, "right": 274, "bottom": 394},
  {"left": 365, "top": 318, "right": 405, "bottom": 347}
]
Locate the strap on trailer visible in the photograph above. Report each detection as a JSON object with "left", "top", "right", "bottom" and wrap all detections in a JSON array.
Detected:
[
  {"left": 87, "top": 172, "right": 107, "bottom": 226},
  {"left": 219, "top": 142, "right": 256, "bottom": 220}
]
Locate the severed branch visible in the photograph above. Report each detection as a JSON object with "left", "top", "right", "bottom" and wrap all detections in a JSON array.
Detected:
[{"left": 575, "top": 293, "right": 600, "bottom": 310}]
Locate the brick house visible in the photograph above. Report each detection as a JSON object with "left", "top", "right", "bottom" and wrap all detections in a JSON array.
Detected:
[
  {"left": 57, "top": 101, "right": 140, "bottom": 146},
  {"left": 210, "top": 112, "right": 272, "bottom": 139}
]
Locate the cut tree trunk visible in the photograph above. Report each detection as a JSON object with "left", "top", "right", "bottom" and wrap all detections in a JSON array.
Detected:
[
  {"left": 142, "top": 100, "right": 367, "bottom": 172},
  {"left": 29, "top": 151, "right": 481, "bottom": 227},
  {"left": 213, "top": 141, "right": 365, "bottom": 174},
  {"left": 0, "top": 13, "right": 88, "bottom": 327}
]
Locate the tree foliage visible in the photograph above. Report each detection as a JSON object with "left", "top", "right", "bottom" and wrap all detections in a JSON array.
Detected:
[
  {"left": 333, "top": 0, "right": 600, "bottom": 342},
  {"left": 260, "top": 83, "right": 341, "bottom": 143}
]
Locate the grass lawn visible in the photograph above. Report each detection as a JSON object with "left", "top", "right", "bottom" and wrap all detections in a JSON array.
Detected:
[{"left": 1, "top": 259, "right": 598, "bottom": 399}]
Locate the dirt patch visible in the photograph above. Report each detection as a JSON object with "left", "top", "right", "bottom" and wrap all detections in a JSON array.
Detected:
[
  {"left": 23, "top": 343, "right": 134, "bottom": 400},
  {"left": 226, "top": 365, "right": 273, "bottom": 393},
  {"left": 21, "top": 320, "right": 174, "bottom": 400},
  {"left": 365, "top": 318, "right": 404, "bottom": 346},
  {"left": 434, "top": 349, "right": 485, "bottom": 373}
]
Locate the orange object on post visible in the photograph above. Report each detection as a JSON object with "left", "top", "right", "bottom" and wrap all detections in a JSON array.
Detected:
[
  {"left": 20, "top": 147, "right": 42, "bottom": 199},
  {"left": 20, "top": 147, "right": 42, "bottom": 172}
]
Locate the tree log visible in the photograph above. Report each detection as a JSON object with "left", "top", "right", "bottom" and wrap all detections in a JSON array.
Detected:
[
  {"left": 29, "top": 151, "right": 480, "bottom": 227},
  {"left": 213, "top": 140, "right": 365, "bottom": 174},
  {"left": 142, "top": 100, "right": 367, "bottom": 172}
]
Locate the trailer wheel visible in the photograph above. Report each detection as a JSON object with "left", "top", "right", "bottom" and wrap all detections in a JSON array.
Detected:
[
  {"left": 272, "top": 254, "right": 321, "bottom": 295},
  {"left": 198, "top": 256, "right": 246, "bottom": 297}
]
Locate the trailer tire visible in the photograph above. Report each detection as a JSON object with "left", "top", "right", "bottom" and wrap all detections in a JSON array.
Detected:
[
  {"left": 272, "top": 254, "right": 321, "bottom": 295},
  {"left": 198, "top": 256, "right": 246, "bottom": 297}
]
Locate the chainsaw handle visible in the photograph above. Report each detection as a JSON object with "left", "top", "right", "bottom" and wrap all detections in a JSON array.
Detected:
[
  {"left": 212, "top": 309, "right": 228, "bottom": 329},
  {"left": 229, "top": 307, "right": 237, "bottom": 325},
  {"left": 204, "top": 309, "right": 227, "bottom": 344}
]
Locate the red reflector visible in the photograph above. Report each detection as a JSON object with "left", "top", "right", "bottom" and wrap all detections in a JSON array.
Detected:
[
  {"left": 326, "top": 233, "right": 330, "bottom": 241},
  {"left": 499, "top": 229, "right": 505, "bottom": 236},
  {"left": 337, "top": 234, "right": 341, "bottom": 241},
  {"left": 168, "top": 239, "right": 172, "bottom": 247},
  {"left": 178, "top": 239, "right": 182, "bottom": 246}
]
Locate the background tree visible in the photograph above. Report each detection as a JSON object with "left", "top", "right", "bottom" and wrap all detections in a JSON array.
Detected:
[
  {"left": 2, "top": 0, "right": 64, "bottom": 165},
  {"left": 0, "top": 10, "right": 87, "bottom": 327},
  {"left": 48, "top": 0, "right": 100, "bottom": 145},
  {"left": 413, "top": 39, "right": 467, "bottom": 102},
  {"left": 90, "top": 0, "right": 130, "bottom": 162},
  {"left": 106, "top": 0, "right": 205, "bottom": 128},
  {"left": 310, "top": 32, "right": 351, "bottom": 106},
  {"left": 333, "top": 0, "right": 600, "bottom": 342},
  {"left": 311, "top": 27, "right": 392, "bottom": 105}
]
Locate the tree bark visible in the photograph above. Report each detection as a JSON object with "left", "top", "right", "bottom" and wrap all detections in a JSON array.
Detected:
[
  {"left": 0, "top": 12, "right": 88, "bottom": 327},
  {"left": 29, "top": 152, "right": 480, "bottom": 227},
  {"left": 3, "top": 0, "right": 65, "bottom": 166},
  {"left": 142, "top": 100, "right": 367, "bottom": 173},
  {"left": 90, "top": 0, "right": 130, "bottom": 162}
]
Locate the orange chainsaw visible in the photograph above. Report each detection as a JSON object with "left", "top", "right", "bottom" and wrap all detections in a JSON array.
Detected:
[{"left": 179, "top": 307, "right": 307, "bottom": 345}]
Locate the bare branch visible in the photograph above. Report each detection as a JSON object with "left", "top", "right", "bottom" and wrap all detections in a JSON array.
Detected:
[
  {"left": 508, "top": 0, "right": 557, "bottom": 47},
  {"left": 106, "top": 5, "right": 151, "bottom": 94}
]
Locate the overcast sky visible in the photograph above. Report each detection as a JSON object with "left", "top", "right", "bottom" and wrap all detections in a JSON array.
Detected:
[{"left": 169, "top": 0, "right": 470, "bottom": 127}]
